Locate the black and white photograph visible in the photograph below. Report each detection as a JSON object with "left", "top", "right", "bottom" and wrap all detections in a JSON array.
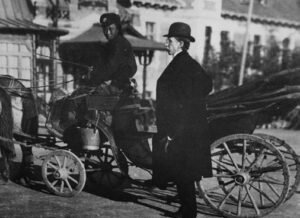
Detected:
[{"left": 0, "top": 0, "right": 300, "bottom": 217}]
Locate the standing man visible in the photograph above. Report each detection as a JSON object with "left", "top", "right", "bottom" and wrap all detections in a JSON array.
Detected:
[
  {"left": 91, "top": 13, "right": 137, "bottom": 92},
  {"left": 153, "top": 22, "right": 213, "bottom": 218}
]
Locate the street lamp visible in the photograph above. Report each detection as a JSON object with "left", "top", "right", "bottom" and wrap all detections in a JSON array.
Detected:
[{"left": 137, "top": 50, "right": 154, "bottom": 99}]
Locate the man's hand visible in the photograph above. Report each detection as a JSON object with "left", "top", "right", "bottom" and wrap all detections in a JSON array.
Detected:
[{"left": 160, "top": 136, "right": 173, "bottom": 153}]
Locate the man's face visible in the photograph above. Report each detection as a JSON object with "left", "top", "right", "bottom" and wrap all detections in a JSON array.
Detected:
[
  {"left": 103, "top": 23, "right": 119, "bottom": 41},
  {"left": 165, "top": 37, "right": 182, "bottom": 55}
]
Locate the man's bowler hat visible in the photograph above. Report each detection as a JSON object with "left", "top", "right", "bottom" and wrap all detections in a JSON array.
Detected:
[
  {"left": 163, "top": 22, "right": 195, "bottom": 42},
  {"left": 100, "top": 13, "right": 121, "bottom": 27}
]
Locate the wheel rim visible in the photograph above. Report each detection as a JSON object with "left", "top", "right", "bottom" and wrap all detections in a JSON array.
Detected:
[
  {"left": 85, "top": 143, "right": 128, "bottom": 190},
  {"left": 255, "top": 133, "right": 300, "bottom": 201},
  {"left": 198, "top": 134, "right": 290, "bottom": 218},
  {"left": 41, "top": 150, "right": 86, "bottom": 197}
]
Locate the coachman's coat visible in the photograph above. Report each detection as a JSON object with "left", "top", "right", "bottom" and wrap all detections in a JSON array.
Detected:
[
  {"left": 92, "top": 35, "right": 137, "bottom": 89},
  {"left": 153, "top": 51, "right": 213, "bottom": 185}
]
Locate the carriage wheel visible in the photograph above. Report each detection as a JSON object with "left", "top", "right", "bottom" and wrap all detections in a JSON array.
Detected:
[
  {"left": 197, "top": 134, "right": 289, "bottom": 218},
  {"left": 84, "top": 143, "right": 128, "bottom": 190},
  {"left": 255, "top": 133, "right": 300, "bottom": 201},
  {"left": 215, "top": 143, "right": 291, "bottom": 209},
  {"left": 41, "top": 150, "right": 86, "bottom": 197}
]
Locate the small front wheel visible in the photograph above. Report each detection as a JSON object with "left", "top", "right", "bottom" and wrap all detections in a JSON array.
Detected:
[{"left": 41, "top": 150, "right": 86, "bottom": 197}]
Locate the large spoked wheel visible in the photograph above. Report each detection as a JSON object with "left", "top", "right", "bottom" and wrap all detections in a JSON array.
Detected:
[
  {"left": 84, "top": 143, "right": 128, "bottom": 190},
  {"left": 197, "top": 134, "right": 290, "bottom": 218},
  {"left": 255, "top": 133, "right": 300, "bottom": 201},
  {"left": 41, "top": 150, "right": 86, "bottom": 197}
]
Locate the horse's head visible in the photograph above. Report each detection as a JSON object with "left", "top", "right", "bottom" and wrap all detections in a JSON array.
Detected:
[
  {"left": 0, "top": 75, "right": 33, "bottom": 98},
  {"left": 0, "top": 76, "right": 38, "bottom": 136}
]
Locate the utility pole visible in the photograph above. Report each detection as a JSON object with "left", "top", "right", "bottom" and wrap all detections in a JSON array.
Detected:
[{"left": 238, "top": 0, "right": 254, "bottom": 85}]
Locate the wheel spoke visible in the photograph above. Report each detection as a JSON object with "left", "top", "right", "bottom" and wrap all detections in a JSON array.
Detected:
[
  {"left": 54, "top": 156, "right": 62, "bottom": 168},
  {"left": 279, "top": 150, "right": 293, "bottom": 156},
  {"left": 245, "top": 156, "right": 252, "bottom": 165},
  {"left": 104, "top": 148, "right": 109, "bottom": 163},
  {"left": 258, "top": 181, "right": 264, "bottom": 206},
  {"left": 96, "top": 155, "right": 103, "bottom": 163},
  {"left": 218, "top": 184, "right": 236, "bottom": 209},
  {"left": 205, "top": 180, "right": 235, "bottom": 193},
  {"left": 248, "top": 149, "right": 265, "bottom": 171},
  {"left": 241, "top": 139, "right": 247, "bottom": 171},
  {"left": 262, "top": 178, "right": 281, "bottom": 198},
  {"left": 213, "top": 174, "right": 234, "bottom": 178},
  {"left": 63, "top": 156, "right": 68, "bottom": 169},
  {"left": 264, "top": 158, "right": 280, "bottom": 168},
  {"left": 65, "top": 179, "right": 73, "bottom": 192},
  {"left": 46, "top": 171, "right": 54, "bottom": 176},
  {"left": 51, "top": 179, "right": 59, "bottom": 187},
  {"left": 219, "top": 158, "right": 242, "bottom": 169},
  {"left": 47, "top": 162, "right": 59, "bottom": 170},
  {"left": 222, "top": 142, "right": 239, "bottom": 171},
  {"left": 241, "top": 181, "right": 254, "bottom": 204},
  {"left": 212, "top": 159, "right": 235, "bottom": 174},
  {"left": 254, "top": 178, "right": 284, "bottom": 186},
  {"left": 248, "top": 182, "right": 276, "bottom": 204},
  {"left": 288, "top": 163, "right": 297, "bottom": 167},
  {"left": 237, "top": 185, "right": 243, "bottom": 216},
  {"left": 108, "top": 157, "right": 114, "bottom": 164},
  {"left": 245, "top": 184, "right": 260, "bottom": 215},
  {"left": 211, "top": 150, "right": 227, "bottom": 157},
  {"left": 60, "top": 180, "right": 65, "bottom": 193},
  {"left": 68, "top": 175, "right": 79, "bottom": 185}
]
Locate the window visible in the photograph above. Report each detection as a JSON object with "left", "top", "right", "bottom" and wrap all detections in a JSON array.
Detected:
[
  {"left": 0, "top": 41, "right": 32, "bottom": 87},
  {"left": 259, "top": 0, "right": 268, "bottom": 6},
  {"left": 146, "top": 22, "right": 156, "bottom": 40},
  {"left": 36, "top": 44, "right": 53, "bottom": 102}
]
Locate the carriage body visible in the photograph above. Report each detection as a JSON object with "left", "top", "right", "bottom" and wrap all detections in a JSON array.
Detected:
[{"left": 1, "top": 70, "right": 299, "bottom": 217}]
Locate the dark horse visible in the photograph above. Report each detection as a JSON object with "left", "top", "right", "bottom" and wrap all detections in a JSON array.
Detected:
[
  {"left": 0, "top": 75, "right": 38, "bottom": 182},
  {"left": 0, "top": 87, "right": 14, "bottom": 184}
]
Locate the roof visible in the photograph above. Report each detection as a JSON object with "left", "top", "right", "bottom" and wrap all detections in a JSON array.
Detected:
[
  {"left": 132, "top": 0, "right": 184, "bottom": 10},
  {"left": 63, "top": 23, "right": 166, "bottom": 51},
  {"left": 0, "top": 0, "right": 68, "bottom": 36},
  {"left": 222, "top": 0, "right": 300, "bottom": 28}
]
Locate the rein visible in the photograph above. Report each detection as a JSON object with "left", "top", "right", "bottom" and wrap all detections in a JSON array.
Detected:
[{"left": 0, "top": 49, "right": 94, "bottom": 92}]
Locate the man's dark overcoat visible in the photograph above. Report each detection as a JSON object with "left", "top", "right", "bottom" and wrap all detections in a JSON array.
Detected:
[{"left": 153, "top": 51, "right": 213, "bottom": 185}]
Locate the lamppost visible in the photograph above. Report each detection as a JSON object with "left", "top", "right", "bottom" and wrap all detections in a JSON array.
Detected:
[
  {"left": 137, "top": 50, "right": 154, "bottom": 99},
  {"left": 238, "top": 0, "right": 254, "bottom": 85}
]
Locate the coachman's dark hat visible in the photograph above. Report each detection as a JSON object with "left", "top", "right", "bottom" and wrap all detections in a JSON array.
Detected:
[
  {"left": 100, "top": 13, "right": 121, "bottom": 27},
  {"left": 163, "top": 22, "right": 195, "bottom": 42}
]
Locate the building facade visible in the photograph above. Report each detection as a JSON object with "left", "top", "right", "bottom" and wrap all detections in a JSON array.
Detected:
[
  {"left": 32, "top": 0, "right": 300, "bottom": 97},
  {"left": 0, "top": 0, "right": 67, "bottom": 103}
]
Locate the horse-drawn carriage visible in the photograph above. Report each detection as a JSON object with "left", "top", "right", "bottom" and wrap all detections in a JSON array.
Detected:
[{"left": 0, "top": 69, "right": 300, "bottom": 218}]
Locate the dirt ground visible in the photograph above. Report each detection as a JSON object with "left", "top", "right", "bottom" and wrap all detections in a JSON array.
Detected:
[{"left": 0, "top": 129, "right": 299, "bottom": 218}]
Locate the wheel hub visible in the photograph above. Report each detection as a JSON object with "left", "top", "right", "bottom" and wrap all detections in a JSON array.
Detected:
[
  {"left": 53, "top": 168, "right": 69, "bottom": 180},
  {"left": 234, "top": 172, "right": 250, "bottom": 185}
]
